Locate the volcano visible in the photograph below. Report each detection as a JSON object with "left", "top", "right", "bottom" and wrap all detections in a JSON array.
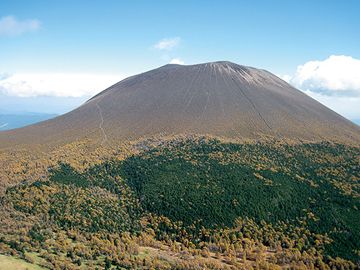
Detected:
[{"left": 0, "top": 61, "right": 359, "bottom": 148}]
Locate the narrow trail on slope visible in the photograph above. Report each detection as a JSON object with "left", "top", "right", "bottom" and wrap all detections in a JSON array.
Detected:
[{"left": 96, "top": 99, "right": 108, "bottom": 145}]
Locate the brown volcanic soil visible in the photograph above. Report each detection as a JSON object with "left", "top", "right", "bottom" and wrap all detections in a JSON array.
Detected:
[{"left": 0, "top": 61, "right": 359, "bottom": 149}]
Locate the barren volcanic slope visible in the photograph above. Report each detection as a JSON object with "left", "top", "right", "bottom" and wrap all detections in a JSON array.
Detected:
[{"left": 0, "top": 61, "right": 359, "bottom": 148}]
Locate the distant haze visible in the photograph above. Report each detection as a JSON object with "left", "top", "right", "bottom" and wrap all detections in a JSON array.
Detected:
[
  {"left": 0, "top": 112, "right": 57, "bottom": 131},
  {"left": 0, "top": 94, "right": 89, "bottom": 115}
]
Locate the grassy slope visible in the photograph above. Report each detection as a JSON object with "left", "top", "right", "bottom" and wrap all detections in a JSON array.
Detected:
[{"left": 0, "top": 254, "right": 45, "bottom": 270}]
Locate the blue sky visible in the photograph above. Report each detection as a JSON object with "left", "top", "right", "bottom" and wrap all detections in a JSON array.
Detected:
[{"left": 0, "top": 0, "right": 360, "bottom": 122}]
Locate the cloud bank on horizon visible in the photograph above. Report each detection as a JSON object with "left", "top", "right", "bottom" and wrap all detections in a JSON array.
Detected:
[
  {"left": 0, "top": 15, "right": 40, "bottom": 36},
  {"left": 0, "top": 35, "right": 186, "bottom": 98},
  {"left": 0, "top": 73, "right": 125, "bottom": 98}
]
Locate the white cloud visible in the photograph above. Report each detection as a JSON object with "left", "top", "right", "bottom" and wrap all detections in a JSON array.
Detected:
[
  {"left": 281, "top": 55, "right": 360, "bottom": 121},
  {"left": 0, "top": 16, "right": 41, "bottom": 36},
  {"left": 0, "top": 73, "right": 125, "bottom": 97},
  {"left": 304, "top": 90, "right": 360, "bottom": 120},
  {"left": 290, "top": 55, "right": 360, "bottom": 96},
  {"left": 169, "top": 58, "right": 184, "bottom": 65},
  {"left": 154, "top": 37, "right": 180, "bottom": 50}
]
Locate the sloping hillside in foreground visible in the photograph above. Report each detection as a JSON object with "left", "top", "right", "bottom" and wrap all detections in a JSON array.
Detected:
[{"left": 0, "top": 137, "right": 359, "bottom": 269}]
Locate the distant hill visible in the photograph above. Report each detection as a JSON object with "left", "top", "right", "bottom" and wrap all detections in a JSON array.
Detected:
[
  {"left": 0, "top": 61, "right": 359, "bottom": 148},
  {"left": 0, "top": 113, "right": 57, "bottom": 131}
]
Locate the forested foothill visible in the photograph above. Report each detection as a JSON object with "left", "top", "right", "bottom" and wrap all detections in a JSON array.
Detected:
[{"left": 0, "top": 137, "right": 359, "bottom": 269}]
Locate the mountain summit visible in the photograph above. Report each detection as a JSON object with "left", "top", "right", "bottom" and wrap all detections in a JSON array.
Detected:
[{"left": 1, "top": 61, "right": 359, "bottom": 147}]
